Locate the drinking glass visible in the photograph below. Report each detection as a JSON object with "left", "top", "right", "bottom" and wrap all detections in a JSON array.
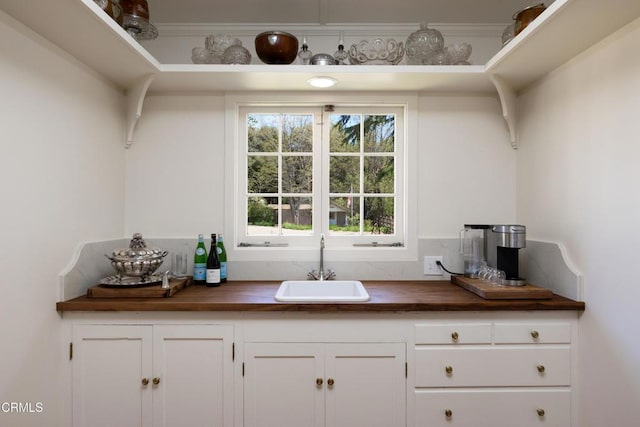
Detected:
[
  {"left": 172, "top": 252, "right": 188, "bottom": 278},
  {"left": 490, "top": 269, "right": 506, "bottom": 286}
]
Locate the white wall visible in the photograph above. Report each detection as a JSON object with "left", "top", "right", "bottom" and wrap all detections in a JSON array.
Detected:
[
  {"left": 516, "top": 17, "right": 640, "bottom": 426},
  {"left": 126, "top": 94, "right": 515, "bottom": 241},
  {"left": 418, "top": 95, "right": 516, "bottom": 237},
  {"left": 0, "top": 11, "right": 126, "bottom": 426},
  {"left": 125, "top": 95, "right": 226, "bottom": 237}
]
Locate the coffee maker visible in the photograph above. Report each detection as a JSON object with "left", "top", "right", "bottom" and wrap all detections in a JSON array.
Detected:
[
  {"left": 486, "top": 225, "right": 526, "bottom": 285},
  {"left": 462, "top": 224, "right": 526, "bottom": 285}
]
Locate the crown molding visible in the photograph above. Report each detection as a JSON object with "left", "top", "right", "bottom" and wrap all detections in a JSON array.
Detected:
[{"left": 154, "top": 23, "right": 506, "bottom": 39}]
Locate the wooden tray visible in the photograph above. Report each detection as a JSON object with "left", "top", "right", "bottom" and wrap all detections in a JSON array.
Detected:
[
  {"left": 451, "top": 276, "right": 553, "bottom": 300},
  {"left": 87, "top": 277, "right": 192, "bottom": 298}
]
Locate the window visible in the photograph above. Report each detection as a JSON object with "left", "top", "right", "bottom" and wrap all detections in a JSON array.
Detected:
[
  {"left": 325, "top": 111, "right": 399, "bottom": 241},
  {"left": 225, "top": 94, "right": 417, "bottom": 260}
]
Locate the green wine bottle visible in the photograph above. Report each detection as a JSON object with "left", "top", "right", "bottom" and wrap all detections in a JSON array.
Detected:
[
  {"left": 217, "top": 234, "right": 228, "bottom": 283},
  {"left": 193, "top": 234, "right": 207, "bottom": 285}
]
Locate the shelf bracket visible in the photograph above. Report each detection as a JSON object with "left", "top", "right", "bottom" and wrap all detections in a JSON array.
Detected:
[
  {"left": 125, "top": 74, "right": 155, "bottom": 148},
  {"left": 489, "top": 74, "right": 518, "bottom": 149}
]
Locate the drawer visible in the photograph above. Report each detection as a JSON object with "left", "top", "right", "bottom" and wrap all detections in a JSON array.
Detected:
[
  {"left": 494, "top": 322, "right": 571, "bottom": 344},
  {"left": 414, "top": 346, "right": 571, "bottom": 387},
  {"left": 415, "top": 323, "right": 492, "bottom": 345},
  {"left": 415, "top": 389, "right": 571, "bottom": 427}
]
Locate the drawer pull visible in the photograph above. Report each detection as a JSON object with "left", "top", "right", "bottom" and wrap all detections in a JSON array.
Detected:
[
  {"left": 537, "top": 365, "right": 545, "bottom": 373},
  {"left": 451, "top": 331, "right": 459, "bottom": 341},
  {"left": 152, "top": 377, "right": 160, "bottom": 385},
  {"left": 445, "top": 409, "right": 453, "bottom": 418},
  {"left": 141, "top": 378, "right": 149, "bottom": 386},
  {"left": 316, "top": 378, "right": 323, "bottom": 386},
  {"left": 531, "top": 330, "right": 540, "bottom": 339},
  {"left": 327, "top": 378, "right": 335, "bottom": 386},
  {"left": 445, "top": 366, "right": 453, "bottom": 375},
  {"left": 537, "top": 408, "right": 545, "bottom": 417}
]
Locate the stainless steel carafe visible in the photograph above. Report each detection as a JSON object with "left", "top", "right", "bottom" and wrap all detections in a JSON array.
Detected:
[{"left": 460, "top": 225, "right": 490, "bottom": 277}]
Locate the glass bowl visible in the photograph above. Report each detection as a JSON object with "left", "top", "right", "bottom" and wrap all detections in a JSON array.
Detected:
[
  {"left": 405, "top": 24, "right": 444, "bottom": 65},
  {"left": 446, "top": 42, "right": 472, "bottom": 65},
  {"left": 222, "top": 44, "right": 252, "bottom": 64},
  {"left": 348, "top": 38, "right": 405, "bottom": 65}
]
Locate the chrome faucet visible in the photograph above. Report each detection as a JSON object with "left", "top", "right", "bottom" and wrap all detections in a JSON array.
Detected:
[{"left": 307, "top": 234, "right": 335, "bottom": 281}]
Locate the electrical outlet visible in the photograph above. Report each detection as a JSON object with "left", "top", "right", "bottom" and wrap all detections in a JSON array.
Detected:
[{"left": 424, "top": 256, "right": 444, "bottom": 276}]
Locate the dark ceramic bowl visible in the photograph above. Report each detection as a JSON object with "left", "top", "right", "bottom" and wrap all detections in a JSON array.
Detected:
[{"left": 255, "top": 31, "right": 299, "bottom": 64}]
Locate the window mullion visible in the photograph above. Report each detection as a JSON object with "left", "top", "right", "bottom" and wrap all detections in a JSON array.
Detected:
[
  {"left": 359, "top": 113, "right": 365, "bottom": 236},
  {"left": 319, "top": 108, "right": 329, "bottom": 237},
  {"left": 277, "top": 115, "right": 283, "bottom": 236}
]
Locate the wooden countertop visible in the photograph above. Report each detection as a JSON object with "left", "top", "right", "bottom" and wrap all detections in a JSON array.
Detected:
[{"left": 56, "top": 281, "right": 585, "bottom": 312}]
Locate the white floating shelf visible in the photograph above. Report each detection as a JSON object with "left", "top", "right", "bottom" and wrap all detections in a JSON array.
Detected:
[
  {"left": 2, "top": 0, "right": 639, "bottom": 146},
  {"left": 152, "top": 64, "right": 492, "bottom": 94}
]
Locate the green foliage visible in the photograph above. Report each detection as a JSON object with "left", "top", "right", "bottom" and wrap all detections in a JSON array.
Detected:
[
  {"left": 248, "top": 114, "right": 278, "bottom": 152},
  {"left": 248, "top": 198, "right": 275, "bottom": 226},
  {"left": 248, "top": 156, "right": 278, "bottom": 193}
]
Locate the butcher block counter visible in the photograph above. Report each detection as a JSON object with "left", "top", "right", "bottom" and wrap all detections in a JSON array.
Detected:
[{"left": 56, "top": 280, "right": 585, "bottom": 312}]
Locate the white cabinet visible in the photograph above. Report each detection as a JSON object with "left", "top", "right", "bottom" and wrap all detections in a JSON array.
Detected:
[
  {"left": 152, "top": 325, "right": 234, "bottom": 427},
  {"left": 66, "top": 312, "right": 578, "bottom": 427},
  {"left": 413, "top": 320, "right": 574, "bottom": 427},
  {"left": 72, "top": 325, "right": 153, "bottom": 427},
  {"left": 72, "top": 324, "right": 234, "bottom": 427},
  {"left": 244, "top": 342, "right": 406, "bottom": 427},
  {"left": 244, "top": 343, "right": 324, "bottom": 427}
]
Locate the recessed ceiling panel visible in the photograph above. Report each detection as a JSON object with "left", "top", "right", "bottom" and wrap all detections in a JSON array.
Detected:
[
  {"left": 323, "top": 0, "right": 542, "bottom": 24},
  {"left": 150, "top": 0, "right": 321, "bottom": 23},
  {"left": 149, "top": 0, "right": 554, "bottom": 24}
]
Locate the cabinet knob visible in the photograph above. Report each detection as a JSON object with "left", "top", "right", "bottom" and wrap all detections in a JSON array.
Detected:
[
  {"left": 531, "top": 330, "right": 540, "bottom": 339},
  {"left": 141, "top": 378, "right": 149, "bottom": 386},
  {"left": 445, "top": 366, "right": 453, "bottom": 374},
  {"left": 152, "top": 377, "right": 160, "bottom": 385},
  {"left": 327, "top": 378, "right": 335, "bottom": 386},
  {"left": 451, "top": 331, "right": 459, "bottom": 341},
  {"left": 445, "top": 409, "right": 453, "bottom": 418},
  {"left": 537, "top": 365, "right": 545, "bottom": 373},
  {"left": 537, "top": 408, "right": 545, "bottom": 417},
  {"left": 316, "top": 378, "right": 323, "bottom": 386}
]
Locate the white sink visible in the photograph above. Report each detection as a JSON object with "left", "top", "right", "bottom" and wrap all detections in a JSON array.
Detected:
[{"left": 275, "top": 280, "right": 370, "bottom": 302}]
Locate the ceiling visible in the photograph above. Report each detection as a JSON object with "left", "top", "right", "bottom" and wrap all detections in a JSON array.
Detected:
[{"left": 149, "top": 0, "right": 552, "bottom": 25}]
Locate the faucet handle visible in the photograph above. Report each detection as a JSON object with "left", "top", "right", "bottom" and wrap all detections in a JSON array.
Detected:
[
  {"left": 307, "top": 270, "right": 319, "bottom": 280},
  {"left": 325, "top": 270, "right": 336, "bottom": 280}
]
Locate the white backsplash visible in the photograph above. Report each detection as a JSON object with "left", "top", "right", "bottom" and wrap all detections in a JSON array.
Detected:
[{"left": 59, "top": 238, "right": 582, "bottom": 301}]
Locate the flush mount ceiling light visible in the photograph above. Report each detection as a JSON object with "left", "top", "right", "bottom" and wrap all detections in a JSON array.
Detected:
[{"left": 307, "top": 76, "right": 337, "bottom": 88}]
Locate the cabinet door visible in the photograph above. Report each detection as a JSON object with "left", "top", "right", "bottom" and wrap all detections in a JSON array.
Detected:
[
  {"left": 244, "top": 343, "right": 325, "bottom": 427},
  {"left": 152, "top": 325, "right": 234, "bottom": 427},
  {"left": 325, "top": 343, "right": 406, "bottom": 427},
  {"left": 72, "top": 325, "right": 152, "bottom": 427}
]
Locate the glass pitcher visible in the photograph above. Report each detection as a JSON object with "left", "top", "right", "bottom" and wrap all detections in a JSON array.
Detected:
[{"left": 459, "top": 225, "right": 490, "bottom": 278}]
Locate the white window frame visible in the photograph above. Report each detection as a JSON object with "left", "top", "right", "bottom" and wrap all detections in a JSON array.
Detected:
[
  {"left": 322, "top": 106, "right": 404, "bottom": 248},
  {"left": 224, "top": 93, "right": 418, "bottom": 262},
  {"left": 238, "top": 106, "right": 322, "bottom": 248}
]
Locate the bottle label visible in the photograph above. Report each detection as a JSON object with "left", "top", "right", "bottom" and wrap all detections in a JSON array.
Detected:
[
  {"left": 194, "top": 263, "right": 206, "bottom": 280},
  {"left": 220, "top": 262, "right": 227, "bottom": 280},
  {"left": 206, "top": 268, "right": 221, "bottom": 284},
  {"left": 216, "top": 247, "right": 222, "bottom": 255},
  {"left": 196, "top": 248, "right": 206, "bottom": 256}
]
